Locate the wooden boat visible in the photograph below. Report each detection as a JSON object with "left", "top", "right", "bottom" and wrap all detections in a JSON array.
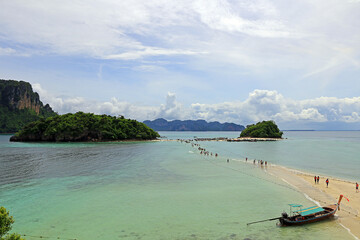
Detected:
[{"left": 278, "top": 195, "right": 344, "bottom": 226}]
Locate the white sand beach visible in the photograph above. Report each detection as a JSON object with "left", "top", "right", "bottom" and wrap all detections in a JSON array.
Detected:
[{"left": 267, "top": 165, "right": 360, "bottom": 239}]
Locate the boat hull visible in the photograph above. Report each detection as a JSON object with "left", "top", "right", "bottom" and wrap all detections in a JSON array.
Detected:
[{"left": 279, "top": 205, "right": 337, "bottom": 226}]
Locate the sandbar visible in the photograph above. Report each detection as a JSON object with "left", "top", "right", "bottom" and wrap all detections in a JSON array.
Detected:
[{"left": 267, "top": 165, "right": 360, "bottom": 239}]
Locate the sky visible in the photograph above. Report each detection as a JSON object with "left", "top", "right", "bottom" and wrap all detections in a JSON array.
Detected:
[{"left": 0, "top": 0, "right": 360, "bottom": 130}]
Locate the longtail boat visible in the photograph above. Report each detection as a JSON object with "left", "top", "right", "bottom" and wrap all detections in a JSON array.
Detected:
[
  {"left": 247, "top": 195, "right": 346, "bottom": 226},
  {"left": 279, "top": 195, "right": 344, "bottom": 226}
]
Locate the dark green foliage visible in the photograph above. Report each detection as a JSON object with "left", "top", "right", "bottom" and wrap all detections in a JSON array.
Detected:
[
  {"left": 0, "top": 207, "right": 24, "bottom": 240},
  {"left": 0, "top": 107, "right": 51, "bottom": 133},
  {"left": 240, "top": 120, "right": 283, "bottom": 138},
  {"left": 3, "top": 233, "right": 23, "bottom": 240},
  {"left": 0, "top": 207, "right": 13, "bottom": 238},
  {"left": 10, "top": 112, "right": 160, "bottom": 142}
]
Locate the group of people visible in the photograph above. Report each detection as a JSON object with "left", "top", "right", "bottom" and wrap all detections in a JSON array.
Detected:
[
  {"left": 314, "top": 176, "right": 329, "bottom": 187},
  {"left": 198, "top": 147, "right": 218, "bottom": 157},
  {"left": 314, "top": 176, "right": 320, "bottom": 184},
  {"left": 252, "top": 159, "right": 268, "bottom": 166},
  {"left": 187, "top": 141, "right": 219, "bottom": 157},
  {"left": 314, "top": 176, "right": 360, "bottom": 192}
]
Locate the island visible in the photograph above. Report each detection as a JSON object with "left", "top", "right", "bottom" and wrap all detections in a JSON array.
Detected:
[
  {"left": 143, "top": 118, "right": 245, "bottom": 131},
  {"left": 239, "top": 120, "right": 283, "bottom": 138},
  {"left": 10, "top": 112, "right": 160, "bottom": 142}
]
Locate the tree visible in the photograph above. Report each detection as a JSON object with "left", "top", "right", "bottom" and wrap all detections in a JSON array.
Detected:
[
  {"left": 0, "top": 207, "right": 24, "bottom": 240},
  {"left": 240, "top": 120, "right": 283, "bottom": 138},
  {"left": 10, "top": 112, "right": 160, "bottom": 142}
]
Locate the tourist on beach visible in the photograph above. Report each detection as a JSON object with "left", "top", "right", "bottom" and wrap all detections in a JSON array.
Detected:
[
  {"left": 227, "top": 159, "right": 229, "bottom": 163},
  {"left": 356, "top": 182, "right": 359, "bottom": 193},
  {"left": 317, "top": 176, "right": 319, "bottom": 184},
  {"left": 253, "top": 160, "right": 255, "bottom": 164},
  {"left": 265, "top": 161, "right": 267, "bottom": 166},
  {"left": 326, "top": 178, "right": 329, "bottom": 188},
  {"left": 246, "top": 157, "right": 248, "bottom": 162},
  {"left": 314, "top": 176, "right": 317, "bottom": 184}
]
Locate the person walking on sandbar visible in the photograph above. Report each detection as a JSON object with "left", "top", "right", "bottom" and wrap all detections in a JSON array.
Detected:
[
  {"left": 317, "top": 176, "right": 319, "bottom": 184},
  {"left": 356, "top": 182, "right": 359, "bottom": 193},
  {"left": 314, "top": 176, "right": 317, "bottom": 184},
  {"left": 326, "top": 178, "right": 329, "bottom": 188}
]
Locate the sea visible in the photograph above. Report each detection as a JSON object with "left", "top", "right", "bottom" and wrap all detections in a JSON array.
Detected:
[{"left": 0, "top": 131, "right": 359, "bottom": 240}]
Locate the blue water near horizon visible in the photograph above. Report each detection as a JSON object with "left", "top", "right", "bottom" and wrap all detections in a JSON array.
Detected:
[{"left": 0, "top": 131, "right": 358, "bottom": 239}]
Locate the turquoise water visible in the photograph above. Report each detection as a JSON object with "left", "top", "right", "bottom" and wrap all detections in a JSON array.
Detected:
[
  {"left": 184, "top": 131, "right": 360, "bottom": 181},
  {"left": 0, "top": 132, "right": 357, "bottom": 239}
]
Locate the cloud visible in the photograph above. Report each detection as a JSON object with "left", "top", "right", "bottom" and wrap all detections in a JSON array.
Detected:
[
  {"left": 104, "top": 47, "right": 206, "bottom": 60},
  {"left": 0, "top": 46, "right": 30, "bottom": 56},
  {"left": 158, "top": 92, "right": 183, "bottom": 120},
  {"left": 33, "top": 83, "right": 360, "bottom": 129},
  {"left": 0, "top": 47, "right": 16, "bottom": 55},
  {"left": 1, "top": 0, "right": 359, "bottom": 92},
  {"left": 193, "top": 0, "right": 292, "bottom": 38},
  {"left": 0, "top": 0, "right": 305, "bottom": 59}
]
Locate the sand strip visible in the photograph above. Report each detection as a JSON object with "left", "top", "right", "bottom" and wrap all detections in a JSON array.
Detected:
[{"left": 267, "top": 165, "right": 360, "bottom": 239}]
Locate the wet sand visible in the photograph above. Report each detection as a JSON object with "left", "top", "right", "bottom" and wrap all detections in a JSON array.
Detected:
[{"left": 267, "top": 165, "right": 360, "bottom": 239}]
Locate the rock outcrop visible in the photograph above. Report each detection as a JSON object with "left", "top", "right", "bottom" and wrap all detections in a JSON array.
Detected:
[
  {"left": 1, "top": 80, "right": 41, "bottom": 113},
  {"left": 0, "top": 79, "right": 56, "bottom": 133}
]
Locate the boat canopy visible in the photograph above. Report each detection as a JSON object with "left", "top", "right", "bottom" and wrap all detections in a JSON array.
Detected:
[
  {"left": 288, "top": 204, "right": 303, "bottom": 208},
  {"left": 295, "top": 206, "right": 324, "bottom": 216}
]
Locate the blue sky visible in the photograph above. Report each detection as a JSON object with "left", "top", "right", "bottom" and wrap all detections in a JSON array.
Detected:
[{"left": 1, "top": 0, "right": 360, "bottom": 129}]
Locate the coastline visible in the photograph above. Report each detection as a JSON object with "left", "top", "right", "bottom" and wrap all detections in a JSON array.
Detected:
[{"left": 266, "top": 164, "right": 360, "bottom": 239}]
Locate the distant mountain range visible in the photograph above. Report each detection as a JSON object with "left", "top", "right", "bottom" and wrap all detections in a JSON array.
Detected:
[{"left": 143, "top": 118, "right": 245, "bottom": 131}]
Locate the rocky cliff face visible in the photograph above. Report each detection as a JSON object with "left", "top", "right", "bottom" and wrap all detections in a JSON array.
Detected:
[
  {"left": 1, "top": 80, "right": 42, "bottom": 114},
  {"left": 0, "top": 79, "right": 57, "bottom": 133}
]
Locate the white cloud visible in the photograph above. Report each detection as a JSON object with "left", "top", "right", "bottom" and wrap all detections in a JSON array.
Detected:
[
  {"left": 104, "top": 47, "right": 205, "bottom": 60},
  {"left": 192, "top": 0, "right": 291, "bottom": 38},
  {"left": 0, "top": 46, "right": 30, "bottom": 56},
  {"left": 32, "top": 83, "right": 360, "bottom": 129},
  {"left": 0, "top": 0, "right": 359, "bottom": 94},
  {"left": 0, "top": 47, "right": 16, "bottom": 55}
]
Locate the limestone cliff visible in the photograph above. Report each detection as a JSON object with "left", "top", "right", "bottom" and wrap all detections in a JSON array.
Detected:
[{"left": 0, "top": 79, "right": 57, "bottom": 133}]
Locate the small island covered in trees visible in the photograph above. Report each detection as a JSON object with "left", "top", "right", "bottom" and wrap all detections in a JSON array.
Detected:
[
  {"left": 10, "top": 112, "right": 160, "bottom": 142},
  {"left": 239, "top": 120, "right": 283, "bottom": 139}
]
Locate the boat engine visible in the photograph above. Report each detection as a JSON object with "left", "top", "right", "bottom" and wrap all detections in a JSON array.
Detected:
[{"left": 281, "top": 212, "right": 288, "bottom": 218}]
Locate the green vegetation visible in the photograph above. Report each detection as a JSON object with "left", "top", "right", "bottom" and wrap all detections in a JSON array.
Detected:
[
  {"left": 0, "top": 207, "right": 24, "bottom": 240},
  {"left": 240, "top": 120, "right": 283, "bottom": 138},
  {"left": 10, "top": 112, "right": 160, "bottom": 142},
  {"left": 0, "top": 107, "right": 55, "bottom": 133}
]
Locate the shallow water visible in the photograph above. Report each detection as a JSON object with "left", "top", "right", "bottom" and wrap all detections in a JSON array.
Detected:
[{"left": 0, "top": 132, "right": 357, "bottom": 239}]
